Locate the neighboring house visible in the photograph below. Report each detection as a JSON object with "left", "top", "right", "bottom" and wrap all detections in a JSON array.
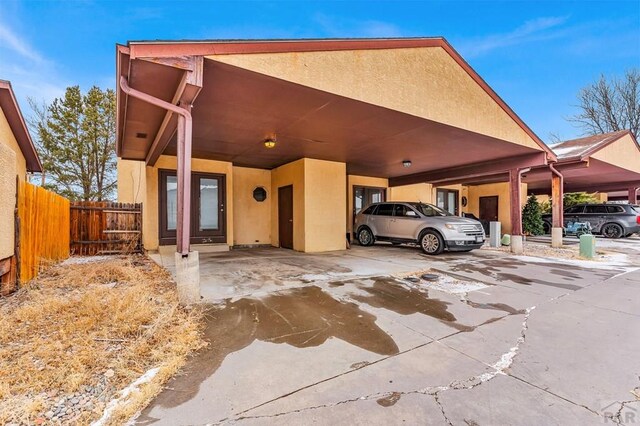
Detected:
[
  {"left": 527, "top": 130, "right": 640, "bottom": 204},
  {"left": 116, "top": 37, "right": 558, "bottom": 255},
  {"left": 0, "top": 80, "right": 43, "bottom": 283}
]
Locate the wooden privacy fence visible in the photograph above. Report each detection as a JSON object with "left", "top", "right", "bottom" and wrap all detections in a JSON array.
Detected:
[
  {"left": 17, "top": 180, "right": 70, "bottom": 283},
  {"left": 70, "top": 201, "right": 142, "bottom": 255}
]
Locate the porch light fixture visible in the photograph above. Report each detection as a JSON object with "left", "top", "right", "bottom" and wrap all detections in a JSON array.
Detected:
[
  {"left": 264, "top": 136, "right": 277, "bottom": 149},
  {"left": 402, "top": 160, "right": 412, "bottom": 168}
]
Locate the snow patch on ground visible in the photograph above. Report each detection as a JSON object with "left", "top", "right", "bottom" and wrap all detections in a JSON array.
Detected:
[
  {"left": 513, "top": 253, "right": 633, "bottom": 270},
  {"left": 92, "top": 367, "right": 160, "bottom": 426},
  {"left": 62, "top": 255, "right": 114, "bottom": 265},
  {"left": 421, "top": 274, "right": 489, "bottom": 294}
]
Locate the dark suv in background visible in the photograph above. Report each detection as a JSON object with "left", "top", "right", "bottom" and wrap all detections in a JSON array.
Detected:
[{"left": 542, "top": 203, "right": 640, "bottom": 238}]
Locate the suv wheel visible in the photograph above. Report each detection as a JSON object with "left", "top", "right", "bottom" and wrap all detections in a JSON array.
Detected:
[
  {"left": 601, "top": 223, "right": 623, "bottom": 239},
  {"left": 420, "top": 230, "right": 444, "bottom": 255},
  {"left": 357, "top": 227, "right": 375, "bottom": 246}
]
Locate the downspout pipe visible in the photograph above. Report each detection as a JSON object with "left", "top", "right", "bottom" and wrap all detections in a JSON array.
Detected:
[
  {"left": 549, "top": 163, "right": 564, "bottom": 227},
  {"left": 119, "top": 76, "right": 193, "bottom": 255}
]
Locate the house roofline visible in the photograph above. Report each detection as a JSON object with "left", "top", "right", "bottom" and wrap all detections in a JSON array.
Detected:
[{"left": 0, "top": 80, "right": 42, "bottom": 173}]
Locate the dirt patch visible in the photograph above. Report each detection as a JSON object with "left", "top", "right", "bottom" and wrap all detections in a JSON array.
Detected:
[
  {"left": 0, "top": 255, "right": 205, "bottom": 425},
  {"left": 377, "top": 392, "right": 402, "bottom": 407}
]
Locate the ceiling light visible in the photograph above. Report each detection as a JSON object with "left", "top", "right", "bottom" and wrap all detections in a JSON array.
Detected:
[
  {"left": 402, "top": 160, "right": 412, "bottom": 168},
  {"left": 264, "top": 136, "right": 277, "bottom": 149}
]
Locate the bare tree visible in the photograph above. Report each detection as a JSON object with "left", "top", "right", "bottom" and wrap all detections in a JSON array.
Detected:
[{"left": 569, "top": 69, "right": 640, "bottom": 136}]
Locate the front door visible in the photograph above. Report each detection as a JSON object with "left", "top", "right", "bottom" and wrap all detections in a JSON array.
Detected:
[
  {"left": 479, "top": 196, "right": 499, "bottom": 223},
  {"left": 278, "top": 185, "right": 294, "bottom": 249},
  {"left": 159, "top": 170, "right": 226, "bottom": 245}
]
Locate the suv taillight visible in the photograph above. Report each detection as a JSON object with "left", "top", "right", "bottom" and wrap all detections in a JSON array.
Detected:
[{"left": 637, "top": 215, "right": 640, "bottom": 224}]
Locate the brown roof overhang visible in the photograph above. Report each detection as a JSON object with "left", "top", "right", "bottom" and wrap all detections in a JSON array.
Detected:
[
  {"left": 550, "top": 130, "right": 638, "bottom": 162},
  {"left": 116, "top": 37, "right": 556, "bottom": 162},
  {"left": 0, "top": 80, "right": 42, "bottom": 172}
]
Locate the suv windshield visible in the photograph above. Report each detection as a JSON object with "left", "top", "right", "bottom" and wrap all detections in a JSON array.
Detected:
[{"left": 410, "top": 203, "right": 453, "bottom": 217}]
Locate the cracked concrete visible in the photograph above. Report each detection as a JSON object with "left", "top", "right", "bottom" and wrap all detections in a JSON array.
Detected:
[{"left": 138, "top": 243, "right": 640, "bottom": 425}]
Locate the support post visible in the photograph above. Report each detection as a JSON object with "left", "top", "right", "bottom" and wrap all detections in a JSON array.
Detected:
[
  {"left": 176, "top": 103, "right": 193, "bottom": 256},
  {"left": 550, "top": 163, "right": 564, "bottom": 248},
  {"left": 509, "top": 168, "right": 524, "bottom": 236},
  {"left": 629, "top": 187, "right": 638, "bottom": 205}
]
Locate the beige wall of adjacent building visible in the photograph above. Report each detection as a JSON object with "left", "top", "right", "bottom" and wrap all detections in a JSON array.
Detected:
[
  {"left": 0, "top": 143, "right": 17, "bottom": 259},
  {"left": 0, "top": 107, "right": 28, "bottom": 260},
  {"left": 0, "top": 107, "right": 27, "bottom": 182},
  {"left": 209, "top": 47, "right": 541, "bottom": 151}
]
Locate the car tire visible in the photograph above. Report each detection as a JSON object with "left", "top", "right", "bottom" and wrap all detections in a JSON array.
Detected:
[
  {"left": 601, "top": 223, "right": 623, "bottom": 239},
  {"left": 420, "top": 230, "right": 444, "bottom": 255},
  {"left": 357, "top": 227, "right": 375, "bottom": 246}
]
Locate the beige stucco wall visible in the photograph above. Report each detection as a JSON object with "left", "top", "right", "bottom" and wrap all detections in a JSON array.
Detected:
[
  {"left": 0, "top": 107, "right": 27, "bottom": 182},
  {"left": 0, "top": 143, "right": 17, "bottom": 259},
  {"left": 209, "top": 47, "right": 540, "bottom": 150},
  {"left": 304, "top": 159, "right": 346, "bottom": 252},
  {"left": 388, "top": 183, "right": 433, "bottom": 204},
  {"left": 466, "top": 182, "right": 527, "bottom": 234},
  {"left": 233, "top": 166, "right": 271, "bottom": 246},
  {"left": 347, "top": 175, "right": 388, "bottom": 235},
  {"left": 592, "top": 133, "right": 640, "bottom": 174},
  {"left": 117, "top": 156, "right": 234, "bottom": 251}
]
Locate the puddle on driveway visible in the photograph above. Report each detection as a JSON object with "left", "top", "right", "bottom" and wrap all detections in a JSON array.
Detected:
[
  {"left": 146, "top": 286, "right": 399, "bottom": 411},
  {"left": 350, "top": 278, "right": 473, "bottom": 332}
]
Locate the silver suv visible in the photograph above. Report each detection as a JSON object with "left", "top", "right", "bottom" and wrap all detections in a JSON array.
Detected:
[{"left": 354, "top": 202, "right": 485, "bottom": 255}]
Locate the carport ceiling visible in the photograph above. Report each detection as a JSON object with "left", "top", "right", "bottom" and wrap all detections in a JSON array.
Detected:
[
  {"left": 123, "top": 58, "right": 542, "bottom": 178},
  {"left": 526, "top": 158, "right": 640, "bottom": 194}
]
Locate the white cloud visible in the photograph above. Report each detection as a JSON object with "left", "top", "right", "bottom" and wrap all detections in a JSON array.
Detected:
[
  {"left": 459, "top": 16, "right": 570, "bottom": 58},
  {"left": 0, "top": 21, "right": 44, "bottom": 63},
  {"left": 313, "top": 13, "right": 403, "bottom": 38}
]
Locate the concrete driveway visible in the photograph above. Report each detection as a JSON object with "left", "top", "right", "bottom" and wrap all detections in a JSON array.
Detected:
[{"left": 140, "top": 244, "right": 640, "bottom": 425}]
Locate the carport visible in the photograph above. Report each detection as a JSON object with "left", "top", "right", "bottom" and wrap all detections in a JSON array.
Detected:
[
  {"left": 526, "top": 130, "right": 640, "bottom": 208},
  {"left": 115, "top": 38, "right": 558, "bottom": 293}
]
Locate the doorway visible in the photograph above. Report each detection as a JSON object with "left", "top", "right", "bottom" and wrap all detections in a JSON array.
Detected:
[
  {"left": 278, "top": 185, "right": 294, "bottom": 249},
  {"left": 159, "top": 170, "right": 226, "bottom": 245},
  {"left": 436, "top": 188, "right": 459, "bottom": 215},
  {"left": 479, "top": 196, "right": 499, "bottom": 223}
]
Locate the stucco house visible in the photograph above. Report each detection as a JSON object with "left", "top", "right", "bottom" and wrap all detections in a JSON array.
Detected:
[
  {"left": 116, "top": 37, "right": 561, "bottom": 261},
  {"left": 0, "top": 80, "right": 42, "bottom": 286}
]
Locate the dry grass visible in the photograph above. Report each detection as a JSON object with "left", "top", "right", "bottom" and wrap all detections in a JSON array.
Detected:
[{"left": 0, "top": 255, "right": 206, "bottom": 425}]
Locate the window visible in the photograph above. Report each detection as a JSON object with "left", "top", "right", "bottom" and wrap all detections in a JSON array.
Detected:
[
  {"left": 607, "top": 205, "right": 624, "bottom": 213},
  {"left": 362, "top": 205, "right": 377, "bottom": 215},
  {"left": 411, "top": 203, "right": 452, "bottom": 217},
  {"left": 584, "top": 205, "right": 607, "bottom": 214},
  {"left": 253, "top": 187, "right": 267, "bottom": 202},
  {"left": 565, "top": 205, "right": 584, "bottom": 214},
  {"left": 374, "top": 203, "right": 394, "bottom": 216},
  {"left": 393, "top": 204, "right": 407, "bottom": 216},
  {"left": 436, "top": 188, "right": 459, "bottom": 215}
]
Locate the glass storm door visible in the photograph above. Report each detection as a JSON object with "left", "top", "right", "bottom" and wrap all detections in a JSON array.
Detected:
[
  {"left": 436, "top": 189, "right": 459, "bottom": 215},
  {"left": 159, "top": 171, "right": 226, "bottom": 245}
]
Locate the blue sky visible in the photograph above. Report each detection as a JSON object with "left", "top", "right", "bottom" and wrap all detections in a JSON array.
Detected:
[{"left": 1, "top": 0, "right": 638, "bottom": 143}]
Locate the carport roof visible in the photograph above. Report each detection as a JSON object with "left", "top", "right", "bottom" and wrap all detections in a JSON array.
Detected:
[
  {"left": 116, "top": 37, "right": 554, "bottom": 181},
  {"left": 526, "top": 130, "right": 640, "bottom": 194}
]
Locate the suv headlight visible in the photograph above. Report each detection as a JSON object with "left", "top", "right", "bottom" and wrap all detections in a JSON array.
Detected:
[{"left": 445, "top": 223, "right": 460, "bottom": 231}]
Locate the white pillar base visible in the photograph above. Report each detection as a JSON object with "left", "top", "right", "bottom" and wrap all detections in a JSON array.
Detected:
[
  {"left": 551, "top": 227, "right": 563, "bottom": 248},
  {"left": 510, "top": 235, "right": 524, "bottom": 254},
  {"left": 175, "top": 251, "right": 201, "bottom": 305}
]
